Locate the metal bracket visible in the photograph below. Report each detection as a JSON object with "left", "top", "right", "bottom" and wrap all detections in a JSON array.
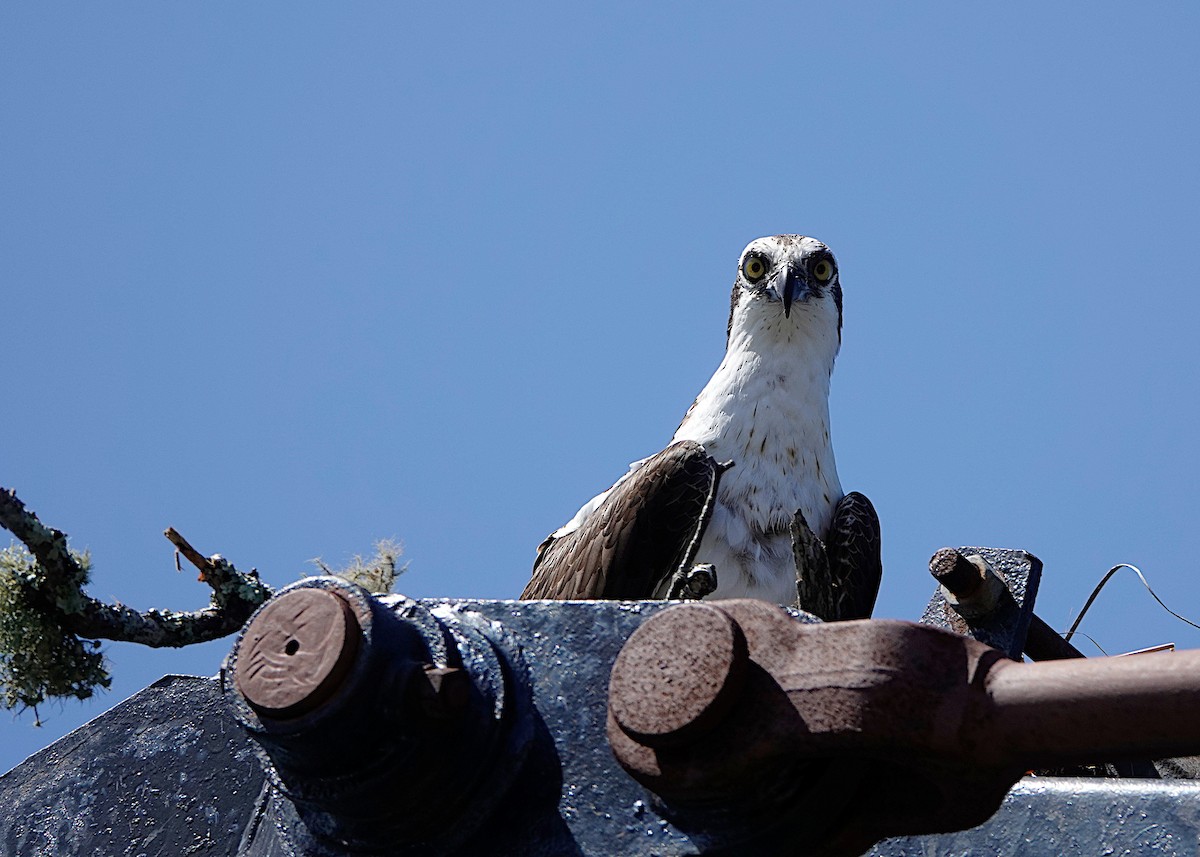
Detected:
[{"left": 919, "top": 546, "right": 1043, "bottom": 659}]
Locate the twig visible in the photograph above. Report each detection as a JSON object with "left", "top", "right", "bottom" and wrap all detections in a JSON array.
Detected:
[
  {"left": 164, "top": 527, "right": 211, "bottom": 576},
  {"left": 0, "top": 486, "right": 273, "bottom": 648}
]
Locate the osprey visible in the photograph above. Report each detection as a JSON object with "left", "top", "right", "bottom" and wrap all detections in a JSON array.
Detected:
[{"left": 521, "top": 235, "right": 881, "bottom": 620}]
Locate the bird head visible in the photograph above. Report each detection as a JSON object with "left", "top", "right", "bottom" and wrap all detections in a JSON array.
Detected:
[{"left": 727, "top": 235, "right": 843, "bottom": 345}]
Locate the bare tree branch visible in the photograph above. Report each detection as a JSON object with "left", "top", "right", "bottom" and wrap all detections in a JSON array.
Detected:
[{"left": 0, "top": 486, "right": 272, "bottom": 648}]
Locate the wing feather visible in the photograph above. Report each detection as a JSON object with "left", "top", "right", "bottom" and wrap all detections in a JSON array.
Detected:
[
  {"left": 793, "top": 491, "right": 882, "bottom": 621},
  {"left": 520, "top": 440, "right": 723, "bottom": 600},
  {"left": 824, "top": 491, "right": 882, "bottom": 620}
]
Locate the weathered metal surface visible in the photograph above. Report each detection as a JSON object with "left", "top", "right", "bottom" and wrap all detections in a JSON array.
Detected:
[
  {"left": 920, "top": 545, "right": 1041, "bottom": 658},
  {"left": 0, "top": 674, "right": 264, "bottom": 857},
  {"left": 869, "top": 778, "right": 1200, "bottom": 856},
  {"left": 431, "top": 597, "right": 810, "bottom": 856},
  {"left": 3, "top": 574, "right": 1200, "bottom": 856}
]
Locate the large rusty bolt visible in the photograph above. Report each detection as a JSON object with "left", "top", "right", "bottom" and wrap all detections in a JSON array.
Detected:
[
  {"left": 608, "top": 602, "right": 748, "bottom": 748},
  {"left": 234, "top": 587, "right": 472, "bottom": 726},
  {"left": 224, "top": 578, "right": 529, "bottom": 854},
  {"left": 608, "top": 600, "right": 1200, "bottom": 855},
  {"left": 235, "top": 587, "right": 362, "bottom": 719}
]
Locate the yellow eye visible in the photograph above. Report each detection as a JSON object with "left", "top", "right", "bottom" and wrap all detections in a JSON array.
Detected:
[
  {"left": 742, "top": 255, "right": 767, "bottom": 282},
  {"left": 812, "top": 258, "right": 834, "bottom": 282}
]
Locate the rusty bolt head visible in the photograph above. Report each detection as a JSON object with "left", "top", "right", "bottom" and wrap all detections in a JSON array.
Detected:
[
  {"left": 929, "top": 548, "right": 984, "bottom": 598},
  {"left": 608, "top": 602, "right": 748, "bottom": 749},
  {"left": 235, "top": 587, "right": 361, "bottom": 719}
]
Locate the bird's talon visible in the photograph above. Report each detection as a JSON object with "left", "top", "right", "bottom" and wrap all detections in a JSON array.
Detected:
[{"left": 667, "top": 563, "right": 718, "bottom": 600}]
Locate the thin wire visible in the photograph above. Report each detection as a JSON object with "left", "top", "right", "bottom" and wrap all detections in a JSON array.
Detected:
[
  {"left": 1064, "top": 563, "right": 1200, "bottom": 644},
  {"left": 1068, "top": 630, "right": 1109, "bottom": 656}
]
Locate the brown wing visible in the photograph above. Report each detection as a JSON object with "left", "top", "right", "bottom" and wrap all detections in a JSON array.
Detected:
[
  {"left": 520, "top": 440, "right": 724, "bottom": 600},
  {"left": 793, "top": 491, "right": 882, "bottom": 621}
]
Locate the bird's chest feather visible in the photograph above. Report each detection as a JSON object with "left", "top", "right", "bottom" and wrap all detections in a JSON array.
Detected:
[
  {"left": 696, "top": 453, "right": 839, "bottom": 602},
  {"left": 677, "top": 352, "right": 840, "bottom": 522},
  {"left": 672, "top": 343, "right": 842, "bottom": 599}
]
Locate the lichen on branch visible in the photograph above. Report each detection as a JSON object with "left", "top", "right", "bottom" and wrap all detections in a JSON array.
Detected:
[
  {"left": 0, "top": 486, "right": 275, "bottom": 713},
  {"left": 0, "top": 545, "right": 110, "bottom": 715}
]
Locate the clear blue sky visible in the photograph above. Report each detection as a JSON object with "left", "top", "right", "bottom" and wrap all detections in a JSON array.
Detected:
[{"left": 3, "top": 4, "right": 1200, "bottom": 773}]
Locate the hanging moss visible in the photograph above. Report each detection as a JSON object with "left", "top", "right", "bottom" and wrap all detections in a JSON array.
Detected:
[{"left": 0, "top": 545, "right": 111, "bottom": 715}]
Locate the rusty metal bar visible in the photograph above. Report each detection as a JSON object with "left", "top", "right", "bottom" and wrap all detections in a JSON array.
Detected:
[
  {"left": 982, "top": 648, "right": 1200, "bottom": 767},
  {"left": 1022, "top": 613, "right": 1086, "bottom": 661}
]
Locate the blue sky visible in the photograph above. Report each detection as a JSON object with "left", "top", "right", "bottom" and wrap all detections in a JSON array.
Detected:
[{"left": 3, "top": 4, "right": 1200, "bottom": 773}]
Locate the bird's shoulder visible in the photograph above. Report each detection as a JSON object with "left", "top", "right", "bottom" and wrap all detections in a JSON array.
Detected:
[{"left": 521, "top": 441, "right": 723, "bottom": 600}]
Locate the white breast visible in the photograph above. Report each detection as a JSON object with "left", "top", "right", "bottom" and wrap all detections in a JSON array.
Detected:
[{"left": 666, "top": 302, "right": 843, "bottom": 602}]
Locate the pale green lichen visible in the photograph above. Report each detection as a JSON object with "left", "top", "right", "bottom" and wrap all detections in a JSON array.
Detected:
[
  {"left": 310, "top": 539, "right": 407, "bottom": 594},
  {"left": 201, "top": 554, "right": 273, "bottom": 613},
  {"left": 0, "top": 544, "right": 111, "bottom": 717}
]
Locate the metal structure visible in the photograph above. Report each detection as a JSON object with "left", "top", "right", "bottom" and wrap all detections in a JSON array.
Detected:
[{"left": 3, "top": 547, "right": 1200, "bottom": 856}]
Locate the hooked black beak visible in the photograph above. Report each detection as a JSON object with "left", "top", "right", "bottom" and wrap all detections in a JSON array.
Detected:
[{"left": 780, "top": 267, "right": 801, "bottom": 318}]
